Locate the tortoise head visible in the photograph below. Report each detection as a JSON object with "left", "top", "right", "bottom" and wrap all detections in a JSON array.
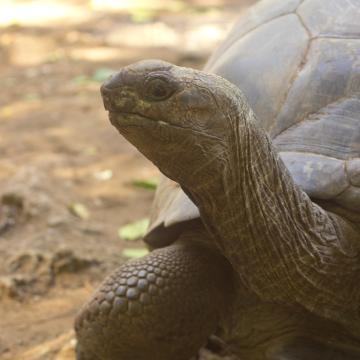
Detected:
[{"left": 101, "top": 59, "right": 247, "bottom": 187}]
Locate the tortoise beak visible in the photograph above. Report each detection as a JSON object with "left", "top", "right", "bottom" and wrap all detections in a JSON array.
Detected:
[
  {"left": 100, "top": 85, "right": 112, "bottom": 112},
  {"left": 100, "top": 70, "right": 137, "bottom": 113},
  {"left": 100, "top": 70, "right": 123, "bottom": 112}
]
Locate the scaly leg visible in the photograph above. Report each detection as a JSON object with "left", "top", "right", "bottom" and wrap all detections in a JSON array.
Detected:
[{"left": 75, "top": 237, "right": 233, "bottom": 360}]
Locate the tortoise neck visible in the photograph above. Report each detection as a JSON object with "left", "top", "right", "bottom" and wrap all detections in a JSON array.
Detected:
[
  {"left": 185, "top": 103, "right": 359, "bottom": 328},
  {"left": 190, "top": 109, "right": 315, "bottom": 288}
]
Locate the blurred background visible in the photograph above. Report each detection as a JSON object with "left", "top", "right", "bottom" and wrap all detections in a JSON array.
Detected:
[{"left": 0, "top": 0, "right": 256, "bottom": 359}]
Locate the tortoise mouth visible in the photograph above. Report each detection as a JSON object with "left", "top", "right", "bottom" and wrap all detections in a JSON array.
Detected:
[
  {"left": 108, "top": 111, "right": 204, "bottom": 135},
  {"left": 108, "top": 111, "right": 162, "bottom": 128},
  {"left": 108, "top": 111, "right": 220, "bottom": 140}
]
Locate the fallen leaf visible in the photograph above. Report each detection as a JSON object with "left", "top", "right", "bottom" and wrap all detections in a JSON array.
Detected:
[
  {"left": 131, "top": 177, "right": 158, "bottom": 190},
  {"left": 68, "top": 203, "right": 90, "bottom": 220},
  {"left": 118, "top": 218, "right": 149, "bottom": 241},
  {"left": 122, "top": 248, "right": 149, "bottom": 259},
  {"left": 24, "top": 93, "right": 40, "bottom": 101},
  {"left": 71, "top": 75, "right": 90, "bottom": 85}
]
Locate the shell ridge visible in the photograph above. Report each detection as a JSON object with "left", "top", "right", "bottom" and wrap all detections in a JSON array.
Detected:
[
  {"left": 206, "top": 2, "right": 302, "bottom": 71},
  {"left": 270, "top": 16, "right": 312, "bottom": 137}
]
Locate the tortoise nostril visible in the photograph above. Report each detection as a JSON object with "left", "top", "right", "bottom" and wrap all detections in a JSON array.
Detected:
[
  {"left": 100, "top": 71, "right": 128, "bottom": 112},
  {"left": 102, "top": 71, "right": 124, "bottom": 90}
]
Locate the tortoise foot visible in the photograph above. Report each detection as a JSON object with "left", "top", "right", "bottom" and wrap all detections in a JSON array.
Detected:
[{"left": 75, "top": 241, "right": 233, "bottom": 360}]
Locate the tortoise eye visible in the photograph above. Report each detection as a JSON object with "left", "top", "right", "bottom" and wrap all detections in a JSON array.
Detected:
[{"left": 145, "top": 77, "right": 174, "bottom": 101}]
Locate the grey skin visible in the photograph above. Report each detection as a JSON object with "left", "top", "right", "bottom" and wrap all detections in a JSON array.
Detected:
[
  {"left": 75, "top": 59, "right": 360, "bottom": 360},
  {"left": 75, "top": 1, "right": 360, "bottom": 358}
]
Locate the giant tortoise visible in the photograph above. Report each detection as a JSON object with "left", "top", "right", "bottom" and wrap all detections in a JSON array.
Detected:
[{"left": 75, "top": 0, "right": 360, "bottom": 359}]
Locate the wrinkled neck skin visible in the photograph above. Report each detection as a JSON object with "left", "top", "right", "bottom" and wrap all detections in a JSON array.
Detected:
[{"left": 178, "top": 96, "right": 360, "bottom": 334}]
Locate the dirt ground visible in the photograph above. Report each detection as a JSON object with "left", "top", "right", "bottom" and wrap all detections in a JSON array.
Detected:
[{"left": 0, "top": 1, "right": 255, "bottom": 359}]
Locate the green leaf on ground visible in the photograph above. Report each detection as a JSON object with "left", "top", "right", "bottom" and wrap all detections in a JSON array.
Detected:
[
  {"left": 92, "top": 68, "right": 115, "bottom": 82},
  {"left": 118, "top": 218, "right": 150, "bottom": 241},
  {"left": 131, "top": 177, "right": 158, "bottom": 190},
  {"left": 122, "top": 248, "right": 149, "bottom": 259},
  {"left": 24, "top": 93, "right": 39, "bottom": 101},
  {"left": 71, "top": 75, "right": 91, "bottom": 85}
]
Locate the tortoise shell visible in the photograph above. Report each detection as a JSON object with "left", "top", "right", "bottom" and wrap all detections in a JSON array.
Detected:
[{"left": 145, "top": 0, "right": 360, "bottom": 241}]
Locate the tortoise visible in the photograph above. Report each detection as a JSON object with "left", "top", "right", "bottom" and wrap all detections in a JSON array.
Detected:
[{"left": 75, "top": 0, "right": 360, "bottom": 359}]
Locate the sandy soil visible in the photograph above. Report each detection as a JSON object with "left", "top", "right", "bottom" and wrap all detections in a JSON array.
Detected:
[{"left": 0, "top": 1, "right": 256, "bottom": 359}]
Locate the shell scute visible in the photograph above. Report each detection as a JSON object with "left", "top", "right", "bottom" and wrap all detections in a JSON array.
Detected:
[
  {"left": 207, "top": 0, "right": 303, "bottom": 69},
  {"left": 272, "top": 39, "right": 360, "bottom": 137},
  {"left": 208, "top": 14, "right": 309, "bottom": 132},
  {"left": 274, "top": 95, "right": 360, "bottom": 159},
  {"left": 298, "top": 0, "right": 360, "bottom": 38},
  {"left": 279, "top": 152, "right": 348, "bottom": 199}
]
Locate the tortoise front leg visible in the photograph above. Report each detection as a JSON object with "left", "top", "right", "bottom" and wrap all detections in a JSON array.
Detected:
[{"left": 75, "top": 240, "right": 233, "bottom": 360}]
